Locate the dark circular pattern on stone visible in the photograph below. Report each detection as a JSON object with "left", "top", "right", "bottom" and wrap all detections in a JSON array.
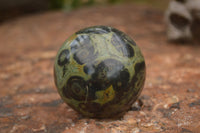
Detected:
[
  {"left": 63, "top": 76, "right": 97, "bottom": 101},
  {"left": 110, "top": 68, "right": 130, "bottom": 102},
  {"left": 92, "top": 59, "right": 125, "bottom": 80},
  {"left": 170, "top": 13, "right": 190, "bottom": 29},
  {"left": 89, "top": 59, "right": 130, "bottom": 92},
  {"left": 131, "top": 61, "right": 146, "bottom": 96},
  {"left": 63, "top": 76, "right": 88, "bottom": 101},
  {"left": 71, "top": 35, "right": 97, "bottom": 65},
  {"left": 134, "top": 61, "right": 145, "bottom": 74},
  {"left": 83, "top": 59, "right": 131, "bottom": 104},
  {"left": 112, "top": 68, "right": 130, "bottom": 90},
  {"left": 58, "top": 49, "right": 70, "bottom": 66}
]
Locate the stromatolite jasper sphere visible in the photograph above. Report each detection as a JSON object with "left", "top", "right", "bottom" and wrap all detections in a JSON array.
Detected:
[{"left": 54, "top": 26, "right": 146, "bottom": 118}]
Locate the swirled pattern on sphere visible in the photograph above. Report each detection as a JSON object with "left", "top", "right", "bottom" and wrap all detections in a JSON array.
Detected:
[{"left": 54, "top": 26, "right": 146, "bottom": 118}]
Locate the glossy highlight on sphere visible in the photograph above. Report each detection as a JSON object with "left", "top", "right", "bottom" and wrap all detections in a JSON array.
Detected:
[{"left": 54, "top": 26, "right": 146, "bottom": 118}]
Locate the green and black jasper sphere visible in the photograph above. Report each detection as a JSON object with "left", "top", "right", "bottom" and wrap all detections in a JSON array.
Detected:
[{"left": 54, "top": 26, "right": 146, "bottom": 118}]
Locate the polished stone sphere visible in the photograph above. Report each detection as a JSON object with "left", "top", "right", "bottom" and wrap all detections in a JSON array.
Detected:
[{"left": 54, "top": 26, "right": 146, "bottom": 118}]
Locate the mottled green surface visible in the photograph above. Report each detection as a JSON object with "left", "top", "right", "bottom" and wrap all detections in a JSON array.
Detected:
[{"left": 54, "top": 26, "right": 146, "bottom": 118}]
